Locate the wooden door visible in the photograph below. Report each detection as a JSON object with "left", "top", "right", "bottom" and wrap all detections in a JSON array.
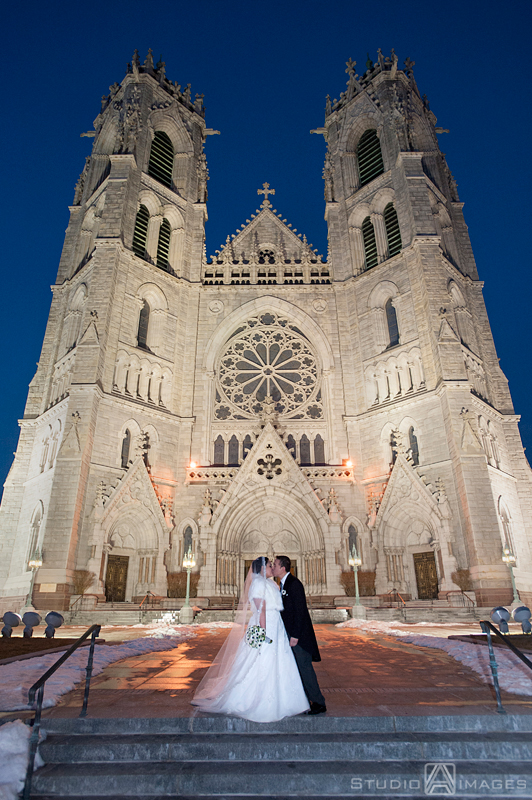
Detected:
[
  {"left": 413, "top": 551, "right": 438, "bottom": 599},
  {"left": 105, "top": 555, "right": 129, "bottom": 602}
]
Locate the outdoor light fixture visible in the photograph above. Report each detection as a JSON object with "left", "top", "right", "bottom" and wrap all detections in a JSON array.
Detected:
[
  {"left": 1, "top": 612, "right": 21, "bottom": 638},
  {"left": 490, "top": 606, "right": 511, "bottom": 634},
  {"left": 345, "top": 460, "right": 353, "bottom": 468},
  {"left": 44, "top": 611, "right": 64, "bottom": 638},
  {"left": 24, "top": 550, "right": 43, "bottom": 610},
  {"left": 348, "top": 545, "right": 362, "bottom": 606},
  {"left": 502, "top": 546, "right": 520, "bottom": 604},
  {"left": 22, "top": 611, "right": 41, "bottom": 638},
  {"left": 182, "top": 549, "right": 196, "bottom": 608},
  {"left": 189, "top": 461, "right": 197, "bottom": 469},
  {"left": 512, "top": 605, "right": 532, "bottom": 634}
]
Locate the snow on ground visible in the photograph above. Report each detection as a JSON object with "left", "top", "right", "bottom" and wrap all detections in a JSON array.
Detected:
[
  {"left": 338, "top": 618, "right": 532, "bottom": 697},
  {"left": 0, "top": 628, "right": 194, "bottom": 713},
  {"left": 0, "top": 718, "right": 44, "bottom": 800}
]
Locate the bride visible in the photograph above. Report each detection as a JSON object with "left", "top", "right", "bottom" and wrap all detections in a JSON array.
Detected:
[{"left": 192, "top": 556, "right": 310, "bottom": 722}]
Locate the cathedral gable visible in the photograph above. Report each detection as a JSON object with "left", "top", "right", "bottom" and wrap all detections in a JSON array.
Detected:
[
  {"left": 210, "top": 422, "right": 330, "bottom": 527},
  {"left": 98, "top": 456, "right": 171, "bottom": 534}
]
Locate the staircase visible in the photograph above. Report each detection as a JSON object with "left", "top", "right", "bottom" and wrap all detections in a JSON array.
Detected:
[{"left": 30, "top": 713, "right": 532, "bottom": 798}]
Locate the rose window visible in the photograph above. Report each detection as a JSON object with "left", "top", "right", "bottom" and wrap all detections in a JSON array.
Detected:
[{"left": 215, "top": 314, "right": 322, "bottom": 420}]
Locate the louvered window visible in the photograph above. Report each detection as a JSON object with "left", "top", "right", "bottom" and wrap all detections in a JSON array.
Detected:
[
  {"left": 384, "top": 203, "right": 402, "bottom": 257},
  {"left": 385, "top": 299, "right": 399, "bottom": 347},
  {"left": 148, "top": 131, "right": 174, "bottom": 187},
  {"left": 362, "top": 217, "right": 378, "bottom": 270},
  {"left": 156, "top": 219, "right": 171, "bottom": 269},
  {"left": 137, "top": 301, "right": 150, "bottom": 349},
  {"left": 356, "top": 129, "right": 384, "bottom": 186},
  {"left": 132, "top": 205, "right": 149, "bottom": 258}
]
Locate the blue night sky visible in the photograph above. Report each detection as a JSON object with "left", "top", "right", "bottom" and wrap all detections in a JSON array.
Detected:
[{"left": 1, "top": 0, "right": 531, "bottom": 494}]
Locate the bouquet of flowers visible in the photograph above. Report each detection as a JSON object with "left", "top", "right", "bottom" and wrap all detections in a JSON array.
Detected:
[{"left": 245, "top": 625, "right": 272, "bottom": 649}]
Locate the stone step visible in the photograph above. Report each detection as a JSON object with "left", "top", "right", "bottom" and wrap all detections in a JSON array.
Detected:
[
  {"left": 38, "top": 731, "right": 532, "bottom": 764},
  {"left": 40, "top": 713, "right": 532, "bottom": 735},
  {"left": 31, "top": 758, "right": 532, "bottom": 797}
]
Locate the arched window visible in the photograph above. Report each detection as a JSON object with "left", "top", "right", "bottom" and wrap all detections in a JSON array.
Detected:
[
  {"left": 156, "top": 218, "right": 171, "bottom": 270},
  {"left": 213, "top": 435, "right": 225, "bottom": 465},
  {"left": 228, "top": 435, "right": 239, "bottom": 465},
  {"left": 408, "top": 426, "right": 419, "bottom": 466},
  {"left": 362, "top": 217, "right": 378, "bottom": 270},
  {"left": 385, "top": 299, "right": 399, "bottom": 347},
  {"left": 499, "top": 499, "right": 516, "bottom": 556},
  {"left": 348, "top": 524, "right": 362, "bottom": 560},
  {"left": 148, "top": 131, "right": 174, "bottom": 187},
  {"left": 356, "top": 130, "right": 384, "bottom": 186},
  {"left": 132, "top": 205, "right": 149, "bottom": 259},
  {"left": 383, "top": 203, "right": 402, "bottom": 257},
  {"left": 183, "top": 525, "right": 193, "bottom": 558},
  {"left": 286, "top": 434, "right": 296, "bottom": 459},
  {"left": 300, "top": 435, "right": 311, "bottom": 465},
  {"left": 314, "top": 434, "right": 325, "bottom": 464},
  {"left": 137, "top": 301, "right": 150, "bottom": 349},
  {"left": 121, "top": 429, "right": 131, "bottom": 469},
  {"left": 242, "top": 434, "right": 253, "bottom": 459},
  {"left": 27, "top": 504, "right": 43, "bottom": 565}
]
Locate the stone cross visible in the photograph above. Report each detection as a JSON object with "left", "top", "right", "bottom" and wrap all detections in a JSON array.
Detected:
[{"left": 257, "top": 182, "right": 275, "bottom": 208}]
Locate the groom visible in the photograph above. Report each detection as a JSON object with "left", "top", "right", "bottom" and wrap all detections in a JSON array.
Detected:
[{"left": 273, "top": 555, "right": 327, "bottom": 715}]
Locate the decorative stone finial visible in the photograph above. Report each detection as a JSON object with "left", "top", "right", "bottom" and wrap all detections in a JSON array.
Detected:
[{"left": 257, "top": 182, "right": 275, "bottom": 208}]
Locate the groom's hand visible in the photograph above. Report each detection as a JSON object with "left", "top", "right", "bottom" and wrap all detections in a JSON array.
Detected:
[{"left": 289, "top": 637, "right": 298, "bottom": 647}]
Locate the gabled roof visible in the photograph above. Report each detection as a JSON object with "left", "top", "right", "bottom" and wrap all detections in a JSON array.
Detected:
[{"left": 209, "top": 191, "right": 323, "bottom": 265}]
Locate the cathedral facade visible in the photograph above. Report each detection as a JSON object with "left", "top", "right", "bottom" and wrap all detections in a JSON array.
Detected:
[{"left": 1, "top": 49, "right": 531, "bottom": 612}]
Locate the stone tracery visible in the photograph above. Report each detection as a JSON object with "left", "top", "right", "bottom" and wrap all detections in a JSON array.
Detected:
[{"left": 215, "top": 313, "right": 322, "bottom": 420}]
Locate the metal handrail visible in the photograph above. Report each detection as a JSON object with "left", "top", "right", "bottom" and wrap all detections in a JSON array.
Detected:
[
  {"left": 379, "top": 588, "right": 406, "bottom": 608},
  {"left": 139, "top": 590, "right": 157, "bottom": 608},
  {"left": 479, "top": 619, "right": 532, "bottom": 715},
  {"left": 23, "top": 624, "right": 101, "bottom": 800},
  {"left": 445, "top": 590, "right": 475, "bottom": 608}
]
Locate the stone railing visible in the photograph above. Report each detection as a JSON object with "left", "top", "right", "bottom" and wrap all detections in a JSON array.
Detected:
[
  {"left": 301, "top": 466, "right": 355, "bottom": 483},
  {"left": 185, "top": 466, "right": 239, "bottom": 485}
]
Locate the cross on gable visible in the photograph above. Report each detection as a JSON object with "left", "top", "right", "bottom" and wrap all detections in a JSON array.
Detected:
[
  {"left": 345, "top": 58, "right": 356, "bottom": 77},
  {"left": 257, "top": 182, "right": 275, "bottom": 208}
]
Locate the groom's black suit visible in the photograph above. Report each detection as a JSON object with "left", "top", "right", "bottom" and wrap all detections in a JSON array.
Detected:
[{"left": 280, "top": 572, "right": 325, "bottom": 706}]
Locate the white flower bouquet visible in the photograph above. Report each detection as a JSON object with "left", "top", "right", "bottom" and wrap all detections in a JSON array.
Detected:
[{"left": 245, "top": 625, "right": 272, "bottom": 649}]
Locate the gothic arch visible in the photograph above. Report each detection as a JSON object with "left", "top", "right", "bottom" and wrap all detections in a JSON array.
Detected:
[
  {"left": 371, "top": 187, "right": 397, "bottom": 214},
  {"left": 27, "top": 501, "right": 45, "bottom": 565},
  {"left": 146, "top": 113, "right": 193, "bottom": 158},
  {"left": 368, "top": 280, "right": 400, "bottom": 309},
  {"left": 203, "top": 296, "right": 335, "bottom": 373},
  {"left": 117, "top": 418, "right": 142, "bottom": 467},
  {"left": 137, "top": 190, "right": 161, "bottom": 217},
  {"left": 214, "top": 486, "right": 326, "bottom": 555}
]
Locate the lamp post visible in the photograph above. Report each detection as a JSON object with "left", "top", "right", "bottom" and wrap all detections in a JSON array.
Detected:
[
  {"left": 348, "top": 544, "right": 362, "bottom": 607},
  {"left": 502, "top": 546, "right": 519, "bottom": 605},
  {"left": 23, "top": 550, "right": 43, "bottom": 611},
  {"left": 179, "top": 548, "right": 196, "bottom": 624}
]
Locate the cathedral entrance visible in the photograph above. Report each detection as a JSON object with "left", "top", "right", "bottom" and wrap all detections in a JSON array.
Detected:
[
  {"left": 413, "top": 552, "right": 438, "bottom": 599},
  {"left": 105, "top": 555, "right": 129, "bottom": 602},
  {"left": 244, "top": 559, "right": 297, "bottom": 583}
]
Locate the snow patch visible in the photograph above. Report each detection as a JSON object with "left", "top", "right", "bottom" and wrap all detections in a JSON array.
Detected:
[
  {"left": 337, "top": 618, "right": 532, "bottom": 697},
  {"left": 0, "top": 720, "right": 32, "bottom": 800},
  {"left": 0, "top": 632, "right": 193, "bottom": 713}
]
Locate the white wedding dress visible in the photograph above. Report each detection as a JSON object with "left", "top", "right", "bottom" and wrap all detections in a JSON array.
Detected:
[{"left": 192, "top": 576, "right": 309, "bottom": 722}]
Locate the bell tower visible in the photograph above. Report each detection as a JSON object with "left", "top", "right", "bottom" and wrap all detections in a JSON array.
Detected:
[
  {"left": 322, "top": 50, "right": 531, "bottom": 605},
  {"left": 0, "top": 50, "right": 212, "bottom": 610}
]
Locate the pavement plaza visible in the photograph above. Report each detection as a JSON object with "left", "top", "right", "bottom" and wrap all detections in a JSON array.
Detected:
[{"left": 41, "top": 624, "right": 532, "bottom": 720}]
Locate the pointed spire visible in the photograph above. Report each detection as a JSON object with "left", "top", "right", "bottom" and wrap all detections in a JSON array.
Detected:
[
  {"left": 366, "top": 52, "right": 373, "bottom": 70},
  {"left": 144, "top": 48, "right": 154, "bottom": 70}
]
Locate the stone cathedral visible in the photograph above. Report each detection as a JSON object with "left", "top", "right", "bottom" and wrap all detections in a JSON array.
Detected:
[{"left": 1, "top": 49, "right": 531, "bottom": 614}]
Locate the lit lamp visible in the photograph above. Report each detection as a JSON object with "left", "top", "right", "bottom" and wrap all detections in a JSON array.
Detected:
[
  {"left": 502, "top": 546, "right": 520, "bottom": 605},
  {"left": 179, "top": 548, "right": 196, "bottom": 624},
  {"left": 23, "top": 550, "right": 43, "bottom": 611},
  {"left": 348, "top": 545, "right": 362, "bottom": 606}
]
